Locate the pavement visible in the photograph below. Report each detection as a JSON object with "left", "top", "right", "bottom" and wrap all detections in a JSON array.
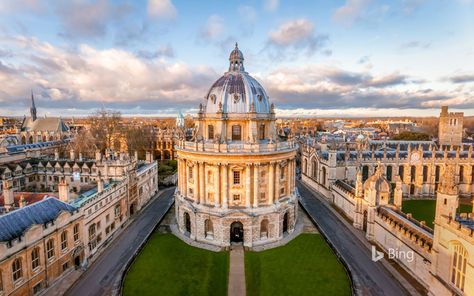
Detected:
[
  {"left": 297, "top": 181, "right": 419, "bottom": 296},
  {"left": 64, "top": 187, "right": 176, "bottom": 296},
  {"left": 228, "top": 245, "right": 246, "bottom": 296}
]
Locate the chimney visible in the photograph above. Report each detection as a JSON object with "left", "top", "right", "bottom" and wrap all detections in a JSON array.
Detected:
[
  {"left": 2, "top": 180, "right": 14, "bottom": 211},
  {"left": 19, "top": 195, "right": 26, "bottom": 208},
  {"left": 95, "top": 150, "right": 102, "bottom": 161},
  {"left": 79, "top": 153, "right": 83, "bottom": 161},
  {"left": 70, "top": 149, "right": 75, "bottom": 161},
  {"left": 54, "top": 149, "right": 59, "bottom": 160},
  {"left": 97, "top": 178, "right": 104, "bottom": 193},
  {"left": 58, "top": 178, "right": 70, "bottom": 202}
]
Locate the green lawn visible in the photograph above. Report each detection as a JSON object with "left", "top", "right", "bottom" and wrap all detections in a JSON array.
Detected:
[
  {"left": 123, "top": 233, "right": 229, "bottom": 296},
  {"left": 402, "top": 200, "right": 472, "bottom": 229},
  {"left": 245, "top": 234, "right": 351, "bottom": 296}
]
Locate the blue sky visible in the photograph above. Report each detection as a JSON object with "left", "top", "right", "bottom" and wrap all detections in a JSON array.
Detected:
[{"left": 0, "top": 0, "right": 473, "bottom": 117}]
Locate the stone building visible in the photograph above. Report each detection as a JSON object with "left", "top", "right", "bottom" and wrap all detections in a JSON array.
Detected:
[
  {"left": 0, "top": 198, "right": 83, "bottom": 296},
  {"left": 175, "top": 44, "right": 298, "bottom": 248},
  {"left": 155, "top": 129, "right": 176, "bottom": 161},
  {"left": 439, "top": 106, "right": 464, "bottom": 147}
]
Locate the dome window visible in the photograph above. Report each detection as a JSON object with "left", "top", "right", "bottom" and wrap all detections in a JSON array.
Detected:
[
  {"left": 210, "top": 94, "right": 217, "bottom": 104},
  {"left": 257, "top": 94, "right": 263, "bottom": 102},
  {"left": 233, "top": 94, "right": 240, "bottom": 103}
]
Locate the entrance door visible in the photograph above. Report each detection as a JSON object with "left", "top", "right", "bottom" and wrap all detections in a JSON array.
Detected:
[
  {"left": 230, "top": 222, "right": 244, "bottom": 243},
  {"left": 74, "top": 256, "right": 81, "bottom": 268},
  {"left": 283, "top": 213, "right": 289, "bottom": 234}
]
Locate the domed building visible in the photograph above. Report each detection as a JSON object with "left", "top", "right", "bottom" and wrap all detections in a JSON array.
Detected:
[{"left": 175, "top": 44, "right": 298, "bottom": 248}]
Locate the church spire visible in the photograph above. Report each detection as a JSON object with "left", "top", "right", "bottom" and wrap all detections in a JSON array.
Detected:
[{"left": 30, "top": 90, "right": 37, "bottom": 121}]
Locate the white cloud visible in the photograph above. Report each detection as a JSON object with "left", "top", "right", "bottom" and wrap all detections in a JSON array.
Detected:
[
  {"left": 239, "top": 5, "right": 257, "bottom": 23},
  {"left": 147, "top": 0, "right": 177, "bottom": 20},
  {"left": 264, "top": 0, "right": 279, "bottom": 12},
  {"left": 269, "top": 19, "right": 314, "bottom": 46},
  {"left": 200, "top": 15, "right": 224, "bottom": 41},
  {"left": 333, "top": 0, "right": 371, "bottom": 25}
]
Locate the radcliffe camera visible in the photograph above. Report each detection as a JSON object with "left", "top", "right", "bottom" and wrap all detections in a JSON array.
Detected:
[{"left": 0, "top": 1, "right": 473, "bottom": 296}]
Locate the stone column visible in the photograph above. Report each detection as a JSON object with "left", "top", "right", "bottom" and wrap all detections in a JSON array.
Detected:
[
  {"left": 275, "top": 162, "right": 281, "bottom": 202},
  {"left": 222, "top": 164, "right": 228, "bottom": 208},
  {"left": 199, "top": 162, "right": 205, "bottom": 204},
  {"left": 245, "top": 164, "right": 252, "bottom": 208},
  {"left": 269, "top": 162, "right": 275, "bottom": 204},
  {"left": 253, "top": 164, "right": 259, "bottom": 207},
  {"left": 193, "top": 163, "right": 199, "bottom": 202},
  {"left": 183, "top": 160, "right": 188, "bottom": 196},
  {"left": 286, "top": 162, "right": 291, "bottom": 197},
  {"left": 215, "top": 164, "right": 221, "bottom": 207}
]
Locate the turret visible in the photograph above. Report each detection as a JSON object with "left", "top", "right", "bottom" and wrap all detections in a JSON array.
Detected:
[
  {"left": 58, "top": 178, "right": 70, "bottom": 202},
  {"left": 435, "top": 165, "right": 459, "bottom": 224},
  {"left": 393, "top": 175, "right": 403, "bottom": 208}
]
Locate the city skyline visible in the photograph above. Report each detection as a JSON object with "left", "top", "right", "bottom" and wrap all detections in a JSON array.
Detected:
[{"left": 0, "top": 0, "right": 473, "bottom": 117}]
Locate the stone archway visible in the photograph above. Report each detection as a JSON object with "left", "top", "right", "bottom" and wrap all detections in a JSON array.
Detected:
[
  {"left": 184, "top": 212, "right": 191, "bottom": 234},
  {"left": 283, "top": 212, "right": 289, "bottom": 234},
  {"left": 230, "top": 221, "right": 244, "bottom": 243}
]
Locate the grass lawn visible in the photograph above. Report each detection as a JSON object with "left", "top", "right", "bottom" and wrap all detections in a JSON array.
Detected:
[
  {"left": 402, "top": 200, "right": 472, "bottom": 229},
  {"left": 245, "top": 234, "right": 351, "bottom": 296},
  {"left": 123, "top": 233, "right": 229, "bottom": 296}
]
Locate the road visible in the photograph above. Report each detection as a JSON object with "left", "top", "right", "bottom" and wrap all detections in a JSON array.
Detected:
[
  {"left": 297, "top": 181, "right": 410, "bottom": 296},
  {"left": 66, "top": 187, "right": 175, "bottom": 296}
]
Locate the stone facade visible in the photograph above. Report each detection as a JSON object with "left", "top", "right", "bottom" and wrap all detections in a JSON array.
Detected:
[
  {"left": 175, "top": 45, "right": 298, "bottom": 248},
  {"left": 439, "top": 106, "right": 463, "bottom": 147}
]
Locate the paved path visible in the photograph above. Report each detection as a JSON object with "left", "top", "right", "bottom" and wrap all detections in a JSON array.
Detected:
[
  {"left": 228, "top": 245, "right": 246, "bottom": 296},
  {"left": 297, "top": 181, "right": 414, "bottom": 296},
  {"left": 65, "top": 187, "right": 175, "bottom": 296}
]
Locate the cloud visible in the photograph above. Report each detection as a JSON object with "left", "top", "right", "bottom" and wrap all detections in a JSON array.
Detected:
[
  {"left": 400, "top": 41, "right": 431, "bottom": 49},
  {"left": 401, "top": 0, "right": 425, "bottom": 14},
  {"left": 366, "top": 72, "right": 409, "bottom": 87},
  {"left": 0, "top": 0, "right": 42, "bottom": 13},
  {"left": 239, "top": 5, "right": 257, "bottom": 23},
  {"left": 147, "top": 0, "right": 177, "bottom": 20},
  {"left": 333, "top": 0, "right": 371, "bottom": 25},
  {"left": 449, "top": 74, "right": 474, "bottom": 83},
  {"left": 200, "top": 15, "right": 224, "bottom": 41},
  {"left": 267, "top": 19, "right": 329, "bottom": 58},
  {"left": 137, "top": 44, "right": 175, "bottom": 59},
  {"left": 264, "top": 0, "right": 279, "bottom": 12},
  {"left": 0, "top": 35, "right": 217, "bottom": 114}
]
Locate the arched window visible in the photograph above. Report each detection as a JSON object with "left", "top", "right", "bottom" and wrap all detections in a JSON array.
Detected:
[
  {"left": 232, "top": 125, "right": 242, "bottom": 141},
  {"left": 204, "top": 219, "right": 213, "bottom": 239},
  {"left": 46, "top": 239, "right": 55, "bottom": 259},
  {"left": 410, "top": 166, "right": 416, "bottom": 182},
  {"left": 362, "top": 166, "right": 369, "bottom": 182},
  {"left": 459, "top": 166, "right": 464, "bottom": 183},
  {"left": 451, "top": 243, "right": 468, "bottom": 291},
  {"left": 31, "top": 247, "right": 40, "bottom": 270},
  {"left": 435, "top": 165, "right": 441, "bottom": 183},
  {"left": 312, "top": 160, "right": 318, "bottom": 178},
  {"left": 208, "top": 125, "right": 214, "bottom": 140},
  {"left": 260, "top": 219, "right": 269, "bottom": 239},
  {"left": 423, "top": 166, "right": 428, "bottom": 182},
  {"left": 399, "top": 166, "right": 405, "bottom": 182},
  {"left": 12, "top": 258, "right": 22, "bottom": 282},
  {"left": 259, "top": 124, "right": 265, "bottom": 140},
  {"left": 386, "top": 166, "right": 393, "bottom": 181},
  {"left": 321, "top": 167, "right": 327, "bottom": 187},
  {"left": 61, "top": 231, "right": 68, "bottom": 250}
]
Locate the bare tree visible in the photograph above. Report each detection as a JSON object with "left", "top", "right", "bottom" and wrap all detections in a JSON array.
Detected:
[
  {"left": 67, "top": 128, "right": 97, "bottom": 158},
  {"left": 124, "top": 125, "right": 156, "bottom": 159},
  {"left": 88, "top": 108, "right": 122, "bottom": 152}
]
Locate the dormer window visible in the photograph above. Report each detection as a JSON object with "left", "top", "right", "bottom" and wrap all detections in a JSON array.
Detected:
[
  {"left": 233, "top": 94, "right": 240, "bottom": 103},
  {"left": 210, "top": 94, "right": 216, "bottom": 104},
  {"left": 257, "top": 94, "right": 263, "bottom": 101}
]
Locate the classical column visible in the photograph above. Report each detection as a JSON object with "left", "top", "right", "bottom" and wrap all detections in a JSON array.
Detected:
[
  {"left": 199, "top": 162, "right": 205, "bottom": 204},
  {"left": 245, "top": 164, "right": 252, "bottom": 208},
  {"left": 286, "top": 162, "right": 291, "bottom": 197},
  {"left": 193, "top": 163, "right": 198, "bottom": 202},
  {"left": 275, "top": 162, "right": 280, "bottom": 202},
  {"left": 253, "top": 164, "right": 259, "bottom": 207},
  {"left": 215, "top": 164, "right": 221, "bottom": 207},
  {"left": 222, "top": 164, "right": 228, "bottom": 208},
  {"left": 183, "top": 160, "right": 188, "bottom": 196},
  {"left": 269, "top": 162, "right": 275, "bottom": 204}
]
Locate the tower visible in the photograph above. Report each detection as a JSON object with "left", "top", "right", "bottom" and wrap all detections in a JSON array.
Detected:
[
  {"left": 2, "top": 180, "right": 14, "bottom": 211},
  {"left": 58, "top": 178, "right": 70, "bottom": 202},
  {"left": 434, "top": 165, "right": 459, "bottom": 223},
  {"left": 30, "top": 91, "right": 37, "bottom": 121},
  {"left": 438, "top": 106, "right": 463, "bottom": 147}
]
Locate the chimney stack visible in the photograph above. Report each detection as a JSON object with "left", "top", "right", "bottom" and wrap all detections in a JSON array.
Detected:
[
  {"left": 54, "top": 149, "right": 59, "bottom": 160},
  {"left": 79, "top": 152, "right": 83, "bottom": 161},
  {"left": 97, "top": 178, "right": 104, "bottom": 193},
  {"left": 58, "top": 178, "right": 70, "bottom": 202},
  {"left": 19, "top": 195, "right": 26, "bottom": 208},
  {"left": 2, "top": 180, "right": 14, "bottom": 211},
  {"left": 70, "top": 149, "right": 75, "bottom": 161}
]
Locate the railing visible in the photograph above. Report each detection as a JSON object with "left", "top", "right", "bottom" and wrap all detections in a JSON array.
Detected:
[{"left": 177, "top": 140, "right": 298, "bottom": 153}]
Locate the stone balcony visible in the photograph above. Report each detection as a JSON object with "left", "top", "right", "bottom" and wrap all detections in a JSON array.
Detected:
[{"left": 176, "top": 139, "right": 298, "bottom": 154}]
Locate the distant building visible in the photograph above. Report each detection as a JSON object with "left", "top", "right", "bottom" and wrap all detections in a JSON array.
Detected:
[{"left": 439, "top": 106, "right": 463, "bottom": 147}]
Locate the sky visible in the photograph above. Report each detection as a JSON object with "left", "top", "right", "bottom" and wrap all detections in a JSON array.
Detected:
[{"left": 0, "top": 0, "right": 473, "bottom": 117}]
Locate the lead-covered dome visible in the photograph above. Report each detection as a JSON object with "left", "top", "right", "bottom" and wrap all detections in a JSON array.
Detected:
[{"left": 204, "top": 43, "right": 271, "bottom": 114}]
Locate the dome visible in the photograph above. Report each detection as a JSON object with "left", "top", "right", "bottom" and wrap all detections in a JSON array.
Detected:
[{"left": 203, "top": 43, "right": 271, "bottom": 114}]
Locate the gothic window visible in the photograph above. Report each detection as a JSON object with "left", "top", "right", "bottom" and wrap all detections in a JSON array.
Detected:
[
  {"left": 386, "top": 166, "right": 392, "bottom": 181},
  {"left": 31, "top": 247, "right": 40, "bottom": 270},
  {"left": 312, "top": 161, "right": 318, "bottom": 178},
  {"left": 435, "top": 166, "right": 440, "bottom": 183},
  {"left": 259, "top": 124, "right": 265, "bottom": 140},
  {"left": 208, "top": 125, "right": 214, "bottom": 140},
  {"left": 399, "top": 166, "right": 404, "bottom": 182},
  {"left": 423, "top": 166, "right": 428, "bottom": 182},
  {"left": 12, "top": 258, "right": 22, "bottom": 282},
  {"left": 61, "top": 231, "right": 68, "bottom": 251},
  {"left": 233, "top": 171, "right": 241, "bottom": 185},
  {"left": 362, "top": 166, "right": 369, "bottom": 182},
  {"left": 411, "top": 166, "right": 416, "bottom": 182},
  {"left": 459, "top": 166, "right": 464, "bottom": 183},
  {"left": 321, "top": 167, "right": 327, "bottom": 187},
  {"left": 232, "top": 125, "right": 242, "bottom": 141},
  {"left": 46, "top": 239, "right": 55, "bottom": 259},
  {"left": 451, "top": 243, "right": 468, "bottom": 291},
  {"left": 73, "top": 224, "right": 80, "bottom": 242}
]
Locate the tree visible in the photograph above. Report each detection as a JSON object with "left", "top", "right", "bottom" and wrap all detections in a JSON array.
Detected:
[
  {"left": 88, "top": 108, "right": 122, "bottom": 152},
  {"left": 124, "top": 125, "right": 156, "bottom": 158},
  {"left": 67, "top": 128, "right": 97, "bottom": 158},
  {"left": 392, "top": 131, "right": 431, "bottom": 141}
]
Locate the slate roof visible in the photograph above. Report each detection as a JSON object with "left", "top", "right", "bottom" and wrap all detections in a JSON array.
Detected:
[
  {"left": 0, "top": 197, "right": 77, "bottom": 242},
  {"left": 0, "top": 192, "right": 53, "bottom": 207},
  {"left": 21, "top": 117, "right": 69, "bottom": 132}
]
